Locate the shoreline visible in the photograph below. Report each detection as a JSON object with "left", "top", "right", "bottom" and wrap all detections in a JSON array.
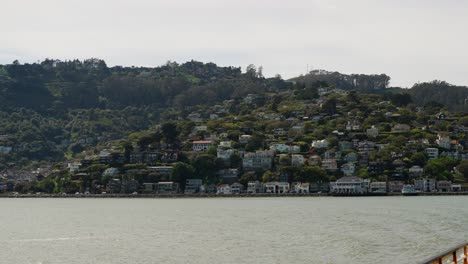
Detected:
[{"left": 1, "top": 192, "right": 468, "bottom": 198}]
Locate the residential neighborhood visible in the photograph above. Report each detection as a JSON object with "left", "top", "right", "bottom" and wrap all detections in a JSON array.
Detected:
[{"left": 2, "top": 86, "right": 467, "bottom": 197}]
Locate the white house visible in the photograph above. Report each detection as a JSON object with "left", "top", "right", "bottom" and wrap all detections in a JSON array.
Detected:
[
  {"left": 192, "top": 140, "right": 212, "bottom": 151},
  {"left": 247, "top": 181, "right": 263, "bottom": 193},
  {"left": 436, "top": 133, "right": 451, "bottom": 149},
  {"left": 330, "top": 176, "right": 369, "bottom": 194},
  {"left": 264, "top": 182, "right": 290, "bottom": 194},
  {"left": 311, "top": 139, "right": 329, "bottom": 149},
  {"left": 217, "top": 184, "right": 232, "bottom": 195}
]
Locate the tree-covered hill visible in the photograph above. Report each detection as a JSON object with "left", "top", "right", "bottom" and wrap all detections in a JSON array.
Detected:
[
  {"left": 290, "top": 70, "right": 468, "bottom": 111},
  {"left": 0, "top": 59, "right": 290, "bottom": 165},
  {"left": 0, "top": 59, "right": 466, "bottom": 169}
]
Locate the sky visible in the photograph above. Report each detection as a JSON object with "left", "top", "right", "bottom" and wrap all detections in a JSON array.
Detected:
[{"left": 1, "top": 0, "right": 468, "bottom": 87}]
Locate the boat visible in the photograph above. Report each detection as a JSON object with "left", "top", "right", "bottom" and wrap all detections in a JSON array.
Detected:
[
  {"left": 420, "top": 242, "right": 467, "bottom": 264},
  {"left": 401, "top": 185, "right": 417, "bottom": 196}
]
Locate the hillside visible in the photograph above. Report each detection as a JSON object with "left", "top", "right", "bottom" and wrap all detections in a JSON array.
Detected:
[{"left": 0, "top": 59, "right": 467, "bottom": 195}]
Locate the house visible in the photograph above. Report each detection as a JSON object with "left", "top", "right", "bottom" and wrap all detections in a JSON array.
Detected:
[
  {"left": 392, "top": 124, "right": 411, "bottom": 132},
  {"left": 0, "top": 146, "right": 12, "bottom": 154},
  {"left": 67, "top": 162, "right": 82, "bottom": 173},
  {"left": 409, "top": 165, "right": 424, "bottom": 177},
  {"left": 192, "top": 140, "right": 212, "bottom": 152},
  {"left": 185, "top": 179, "right": 203, "bottom": 193},
  {"left": 370, "top": 182, "right": 387, "bottom": 193},
  {"left": 217, "top": 169, "right": 240, "bottom": 184},
  {"left": 330, "top": 176, "right": 369, "bottom": 194},
  {"left": 147, "top": 166, "right": 173, "bottom": 176},
  {"left": 321, "top": 158, "right": 338, "bottom": 171},
  {"left": 311, "top": 139, "right": 329, "bottom": 149},
  {"left": 242, "top": 151, "right": 274, "bottom": 170},
  {"left": 247, "top": 181, "right": 263, "bottom": 193},
  {"left": 414, "top": 178, "right": 436, "bottom": 192},
  {"left": 388, "top": 181, "right": 404, "bottom": 193},
  {"left": 217, "top": 184, "right": 232, "bottom": 195},
  {"left": 339, "top": 141, "right": 352, "bottom": 151},
  {"left": 239, "top": 135, "right": 252, "bottom": 144},
  {"left": 143, "top": 183, "right": 155, "bottom": 191},
  {"left": 296, "top": 182, "right": 310, "bottom": 193},
  {"left": 452, "top": 184, "right": 462, "bottom": 192},
  {"left": 187, "top": 112, "right": 203, "bottom": 122},
  {"left": 426, "top": 148, "right": 439, "bottom": 159},
  {"left": 344, "top": 152, "right": 358, "bottom": 163},
  {"left": 102, "top": 167, "right": 119, "bottom": 178},
  {"left": 309, "top": 182, "right": 330, "bottom": 193},
  {"left": 357, "top": 141, "right": 375, "bottom": 152},
  {"left": 217, "top": 149, "right": 235, "bottom": 160},
  {"left": 272, "top": 128, "right": 287, "bottom": 135},
  {"left": 436, "top": 181, "right": 451, "bottom": 192},
  {"left": 346, "top": 120, "right": 361, "bottom": 131},
  {"left": 269, "top": 143, "right": 300, "bottom": 153},
  {"left": 291, "top": 154, "right": 305, "bottom": 167},
  {"left": 218, "top": 141, "right": 232, "bottom": 148},
  {"left": 264, "top": 182, "right": 290, "bottom": 194},
  {"left": 341, "top": 163, "right": 356, "bottom": 176},
  {"left": 436, "top": 133, "right": 451, "bottom": 149},
  {"left": 230, "top": 183, "right": 244, "bottom": 194},
  {"left": 436, "top": 112, "right": 447, "bottom": 120},
  {"left": 366, "top": 126, "right": 379, "bottom": 138},
  {"left": 157, "top": 182, "right": 179, "bottom": 193}
]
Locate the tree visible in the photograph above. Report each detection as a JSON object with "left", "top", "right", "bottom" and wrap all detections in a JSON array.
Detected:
[
  {"left": 424, "top": 158, "right": 458, "bottom": 180},
  {"left": 456, "top": 160, "right": 468, "bottom": 182},
  {"left": 262, "top": 171, "right": 279, "bottom": 183},
  {"left": 229, "top": 153, "right": 242, "bottom": 168},
  {"left": 298, "top": 166, "right": 328, "bottom": 182},
  {"left": 192, "top": 154, "right": 218, "bottom": 184},
  {"left": 161, "top": 122, "right": 179, "bottom": 143},
  {"left": 170, "top": 162, "right": 195, "bottom": 191},
  {"left": 410, "top": 152, "right": 428, "bottom": 166},
  {"left": 239, "top": 172, "right": 257, "bottom": 186}
]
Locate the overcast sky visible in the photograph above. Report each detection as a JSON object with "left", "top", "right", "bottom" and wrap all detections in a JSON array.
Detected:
[{"left": 1, "top": 0, "right": 467, "bottom": 87}]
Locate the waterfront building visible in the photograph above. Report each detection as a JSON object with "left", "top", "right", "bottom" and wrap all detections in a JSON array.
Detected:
[
  {"left": 217, "top": 184, "right": 232, "bottom": 194},
  {"left": 247, "top": 181, "right": 263, "bottom": 193},
  {"left": 414, "top": 178, "right": 436, "bottom": 192},
  {"left": 388, "top": 181, "right": 404, "bottom": 193},
  {"left": 330, "top": 176, "right": 369, "bottom": 194},
  {"left": 157, "top": 182, "right": 179, "bottom": 193},
  {"left": 370, "top": 182, "right": 387, "bottom": 193},
  {"left": 264, "top": 182, "right": 289, "bottom": 194},
  {"left": 436, "top": 181, "right": 452, "bottom": 192},
  {"left": 230, "top": 183, "right": 244, "bottom": 194},
  {"left": 185, "top": 179, "right": 203, "bottom": 193}
]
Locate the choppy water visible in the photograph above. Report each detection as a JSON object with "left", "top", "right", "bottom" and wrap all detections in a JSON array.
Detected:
[{"left": 0, "top": 196, "right": 467, "bottom": 264}]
